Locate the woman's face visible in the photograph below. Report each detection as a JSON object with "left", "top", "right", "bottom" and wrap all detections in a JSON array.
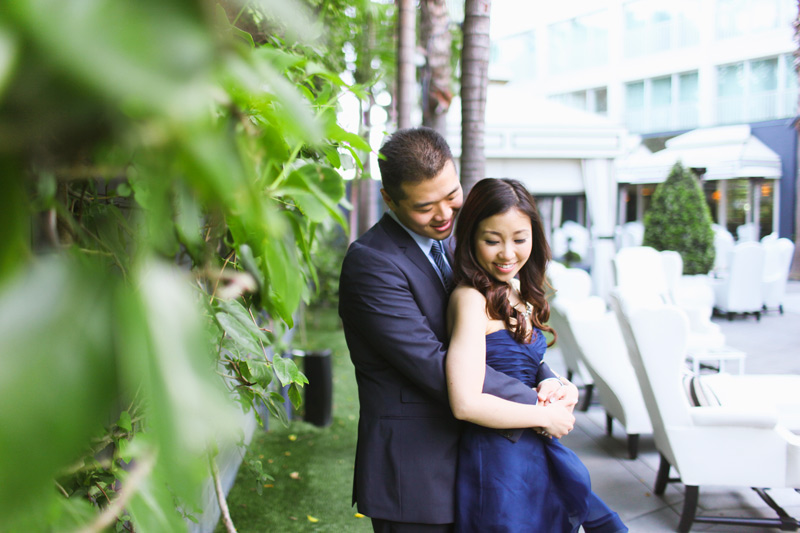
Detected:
[{"left": 474, "top": 207, "right": 533, "bottom": 283}]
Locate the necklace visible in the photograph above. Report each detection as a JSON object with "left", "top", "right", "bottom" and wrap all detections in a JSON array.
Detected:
[
  {"left": 522, "top": 301, "right": 533, "bottom": 318},
  {"left": 508, "top": 284, "right": 533, "bottom": 318}
]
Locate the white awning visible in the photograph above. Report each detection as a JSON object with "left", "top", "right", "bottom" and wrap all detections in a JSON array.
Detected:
[{"left": 616, "top": 125, "right": 782, "bottom": 184}]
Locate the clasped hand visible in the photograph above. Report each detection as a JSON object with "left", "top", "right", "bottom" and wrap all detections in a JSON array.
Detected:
[{"left": 535, "top": 379, "right": 580, "bottom": 438}]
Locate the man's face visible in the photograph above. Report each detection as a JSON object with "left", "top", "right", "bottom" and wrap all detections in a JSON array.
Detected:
[{"left": 382, "top": 160, "right": 463, "bottom": 241}]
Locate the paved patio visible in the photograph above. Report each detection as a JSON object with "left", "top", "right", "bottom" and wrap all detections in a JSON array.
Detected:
[{"left": 553, "top": 281, "right": 800, "bottom": 532}]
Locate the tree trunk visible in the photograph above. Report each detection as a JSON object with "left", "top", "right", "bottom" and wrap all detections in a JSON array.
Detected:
[
  {"left": 350, "top": 4, "right": 379, "bottom": 239},
  {"left": 792, "top": 0, "right": 800, "bottom": 279},
  {"left": 420, "top": 0, "right": 453, "bottom": 135},
  {"left": 357, "top": 94, "right": 378, "bottom": 236},
  {"left": 396, "top": 0, "right": 416, "bottom": 129},
  {"left": 460, "top": 0, "right": 491, "bottom": 195}
]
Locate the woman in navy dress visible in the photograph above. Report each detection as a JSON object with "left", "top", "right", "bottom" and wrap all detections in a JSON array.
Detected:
[{"left": 446, "top": 178, "right": 627, "bottom": 533}]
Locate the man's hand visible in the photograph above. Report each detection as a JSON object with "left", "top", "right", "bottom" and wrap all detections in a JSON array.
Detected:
[{"left": 537, "top": 378, "right": 579, "bottom": 412}]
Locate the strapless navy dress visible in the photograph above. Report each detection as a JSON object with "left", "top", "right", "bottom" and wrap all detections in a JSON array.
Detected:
[{"left": 455, "top": 329, "right": 627, "bottom": 533}]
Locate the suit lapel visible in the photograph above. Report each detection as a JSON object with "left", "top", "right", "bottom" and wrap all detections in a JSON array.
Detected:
[{"left": 379, "top": 215, "right": 446, "bottom": 293}]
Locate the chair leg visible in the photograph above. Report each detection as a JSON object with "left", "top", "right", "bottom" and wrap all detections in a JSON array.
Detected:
[
  {"left": 678, "top": 485, "right": 699, "bottom": 533},
  {"left": 579, "top": 383, "right": 594, "bottom": 412},
  {"left": 605, "top": 412, "right": 613, "bottom": 436},
  {"left": 627, "top": 434, "right": 639, "bottom": 460},
  {"left": 779, "top": 304, "right": 784, "bottom": 314},
  {"left": 655, "top": 454, "right": 671, "bottom": 495}
]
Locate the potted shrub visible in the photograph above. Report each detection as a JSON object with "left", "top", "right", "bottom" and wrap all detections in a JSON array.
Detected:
[{"left": 643, "top": 161, "right": 715, "bottom": 275}]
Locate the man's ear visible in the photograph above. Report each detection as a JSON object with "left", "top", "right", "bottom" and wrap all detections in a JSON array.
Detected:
[{"left": 380, "top": 188, "right": 396, "bottom": 211}]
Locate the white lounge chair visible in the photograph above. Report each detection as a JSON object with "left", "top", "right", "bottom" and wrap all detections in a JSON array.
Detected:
[{"left": 621, "top": 304, "right": 800, "bottom": 532}]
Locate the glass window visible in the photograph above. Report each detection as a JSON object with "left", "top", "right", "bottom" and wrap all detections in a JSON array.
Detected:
[
  {"left": 595, "top": 87, "right": 608, "bottom": 114},
  {"left": 490, "top": 30, "right": 536, "bottom": 81},
  {"left": 784, "top": 53, "right": 798, "bottom": 90},
  {"left": 717, "top": 0, "right": 782, "bottom": 39},
  {"left": 725, "top": 178, "right": 751, "bottom": 235},
  {"left": 652, "top": 76, "right": 672, "bottom": 106},
  {"left": 677, "top": 71, "right": 699, "bottom": 129},
  {"left": 624, "top": 0, "right": 648, "bottom": 31},
  {"left": 548, "top": 10, "right": 608, "bottom": 74},
  {"left": 759, "top": 181, "right": 774, "bottom": 238},
  {"left": 750, "top": 57, "right": 778, "bottom": 93},
  {"left": 679, "top": 72, "right": 699, "bottom": 102},
  {"left": 625, "top": 81, "right": 646, "bottom": 132},
  {"left": 626, "top": 81, "right": 645, "bottom": 108},
  {"left": 718, "top": 63, "right": 745, "bottom": 97}
]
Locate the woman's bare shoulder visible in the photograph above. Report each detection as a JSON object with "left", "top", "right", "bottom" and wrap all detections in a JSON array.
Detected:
[{"left": 450, "top": 285, "right": 486, "bottom": 307}]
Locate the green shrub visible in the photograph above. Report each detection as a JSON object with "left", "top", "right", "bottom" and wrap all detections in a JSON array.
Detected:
[{"left": 643, "top": 161, "right": 715, "bottom": 275}]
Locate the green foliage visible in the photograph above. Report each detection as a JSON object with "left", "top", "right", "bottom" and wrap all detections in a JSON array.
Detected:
[
  {"left": 218, "top": 307, "right": 369, "bottom": 532},
  {"left": 0, "top": 0, "right": 372, "bottom": 530},
  {"left": 642, "top": 162, "right": 715, "bottom": 275}
]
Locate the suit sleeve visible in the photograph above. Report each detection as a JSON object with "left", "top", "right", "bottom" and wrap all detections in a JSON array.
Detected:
[{"left": 340, "top": 244, "right": 540, "bottom": 406}]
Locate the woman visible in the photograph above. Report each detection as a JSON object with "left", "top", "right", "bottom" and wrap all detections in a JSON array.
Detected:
[{"left": 446, "top": 178, "right": 627, "bottom": 532}]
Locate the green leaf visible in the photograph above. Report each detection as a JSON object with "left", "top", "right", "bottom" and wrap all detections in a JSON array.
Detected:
[
  {"left": 10, "top": 0, "right": 215, "bottom": 119},
  {"left": 245, "top": 359, "right": 272, "bottom": 389},
  {"left": 0, "top": 258, "right": 116, "bottom": 523},
  {"left": 288, "top": 383, "right": 303, "bottom": 409},
  {"left": 217, "top": 299, "right": 269, "bottom": 344},
  {"left": 281, "top": 164, "right": 347, "bottom": 226},
  {"left": 0, "top": 25, "right": 18, "bottom": 100},
  {"left": 327, "top": 122, "right": 372, "bottom": 152},
  {"left": 271, "top": 354, "right": 292, "bottom": 386},
  {"left": 237, "top": 244, "right": 266, "bottom": 292},
  {"left": 215, "top": 312, "right": 263, "bottom": 355},
  {"left": 262, "top": 237, "right": 303, "bottom": 327},
  {"left": 117, "top": 411, "right": 133, "bottom": 432}
]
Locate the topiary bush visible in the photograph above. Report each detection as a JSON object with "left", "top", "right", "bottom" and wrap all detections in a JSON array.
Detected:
[{"left": 642, "top": 161, "right": 715, "bottom": 275}]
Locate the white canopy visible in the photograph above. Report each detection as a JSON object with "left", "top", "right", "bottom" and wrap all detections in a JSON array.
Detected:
[
  {"left": 616, "top": 125, "right": 782, "bottom": 184},
  {"left": 447, "top": 82, "right": 627, "bottom": 195}
]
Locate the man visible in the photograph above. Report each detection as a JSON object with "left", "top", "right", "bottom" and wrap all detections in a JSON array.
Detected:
[{"left": 338, "top": 127, "right": 578, "bottom": 532}]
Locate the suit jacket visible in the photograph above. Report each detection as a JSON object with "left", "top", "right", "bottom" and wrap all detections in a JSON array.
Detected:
[{"left": 338, "top": 214, "right": 555, "bottom": 524}]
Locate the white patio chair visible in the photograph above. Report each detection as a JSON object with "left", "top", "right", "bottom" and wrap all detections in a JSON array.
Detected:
[
  {"left": 762, "top": 237, "right": 795, "bottom": 314},
  {"left": 761, "top": 232, "right": 778, "bottom": 244},
  {"left": 736, "top": 222, "right": 758, "bottom": 242},
  {"left": 613, "top": 247, "right": 725, "bottom": 356},
  {"left": 711, "top": 242, "right": 765, "bottom": 321},
  {"left": 567, "top": 304, "right": 652, "bottom": 459},
  {"left": 547, "top": 267, "right": 596, "bottom": 409},
  {"left": 621, "top": 303, "right": 800, "bottom": 532},
  {"left": 711, "top": 225, "right": 735, "bottom": 276},
  {"left": 615, "top": 221, "right": 644, "bottom": 249}
]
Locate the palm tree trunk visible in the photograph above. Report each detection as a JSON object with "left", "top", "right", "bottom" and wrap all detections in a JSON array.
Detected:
[
  {"left": 396, "top": 0, "right": 416, "bottom": 129},
  {"left": 421, "top": 0, "right": 453, "bottom": 135},
  {"left": 460, "top": 0, "right": 491, "bottom": 195}
]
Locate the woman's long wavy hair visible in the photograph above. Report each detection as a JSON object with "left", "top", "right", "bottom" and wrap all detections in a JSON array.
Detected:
[{"left": 453, "top": 178, "right": 556, "bottom": 346}]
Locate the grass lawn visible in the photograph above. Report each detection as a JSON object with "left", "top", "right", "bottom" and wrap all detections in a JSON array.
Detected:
[{"left": 216, "top": 305, "right": 371, "bottom": 533}]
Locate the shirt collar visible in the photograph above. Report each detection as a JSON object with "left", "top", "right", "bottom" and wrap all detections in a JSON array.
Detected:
[{"left": 387, "top": 209, "right": 436, "bottom": 255}]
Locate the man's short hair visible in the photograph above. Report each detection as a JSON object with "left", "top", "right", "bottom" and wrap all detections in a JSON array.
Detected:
[{"left": 378, "top": 127, "right": 454, "bottom": 202}]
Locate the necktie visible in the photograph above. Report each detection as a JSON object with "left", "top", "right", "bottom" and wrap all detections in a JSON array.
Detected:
[{"left": 431, "top": 240, "right": 454, "bottom": 292}]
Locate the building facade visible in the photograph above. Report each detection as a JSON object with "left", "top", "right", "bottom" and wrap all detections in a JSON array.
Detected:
[{"left": 490, "top": 0, "right": 798, "bottom": 240}]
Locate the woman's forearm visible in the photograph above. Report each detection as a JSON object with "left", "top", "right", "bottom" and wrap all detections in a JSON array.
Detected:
[{"left": 449, "top": 391, "right": 550, "bottom": 429}]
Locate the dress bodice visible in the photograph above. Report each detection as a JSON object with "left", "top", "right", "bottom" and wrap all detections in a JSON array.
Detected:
[
  {"left": 457, "top": 327, "right": 626, "bottom": 533},
  {"left": 485, "top": 328, "right": 547, "bottom": 388}
]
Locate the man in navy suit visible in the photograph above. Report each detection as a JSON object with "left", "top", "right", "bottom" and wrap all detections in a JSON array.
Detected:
[{"left": 338, "top": 127, "right": 578, "bottom": 532}]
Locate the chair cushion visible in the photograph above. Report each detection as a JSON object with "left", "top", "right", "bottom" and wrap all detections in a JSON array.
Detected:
[{"left": 681, "top": 369, "right": 721, "bottom": 407}]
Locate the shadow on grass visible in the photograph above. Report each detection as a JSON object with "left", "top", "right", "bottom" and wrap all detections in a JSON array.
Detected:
[{"left": 217, "top": 306, "right": 371, "bottom": 532}]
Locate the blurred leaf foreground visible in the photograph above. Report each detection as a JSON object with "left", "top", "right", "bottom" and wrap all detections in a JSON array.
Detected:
[{"left": 0, "top": 0, "right": 369, "bottom": 530}]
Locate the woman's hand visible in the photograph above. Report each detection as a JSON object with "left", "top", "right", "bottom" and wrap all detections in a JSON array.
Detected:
[
  {"left": 538, "top": 401, "right": 575, "bottom": 439},
  {"left": 538, "top": 379, "right": 579, "bottom": 412}
]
